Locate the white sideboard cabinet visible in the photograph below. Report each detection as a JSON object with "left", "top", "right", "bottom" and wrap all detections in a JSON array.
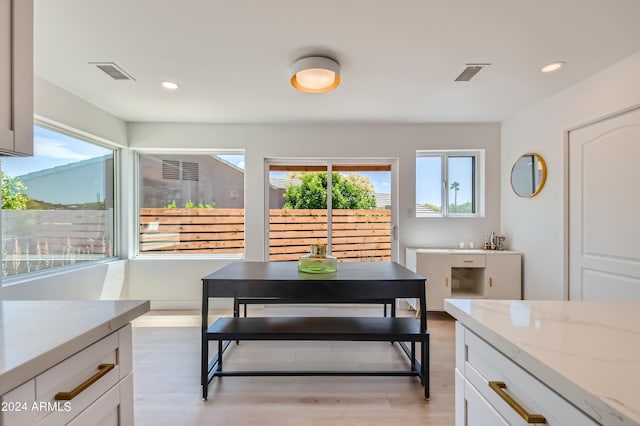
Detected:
[
  {"left": 0, "top": 0, "right": 34, "bottom": 156},
  {"left": 405, "top": 248, "right": 521, "bottom": 311}
]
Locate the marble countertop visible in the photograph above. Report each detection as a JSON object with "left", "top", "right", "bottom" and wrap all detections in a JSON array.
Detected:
[
  {"left": 0, "top": 300, "right": 149, "bottom": 396},
  {"left": 445, "top": 299, "right": 640, "bottom": 426}
]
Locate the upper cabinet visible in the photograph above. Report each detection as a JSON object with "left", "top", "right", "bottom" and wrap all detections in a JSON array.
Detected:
[{"left": 0, "top": 0, "right": 33, "bottom": 156}]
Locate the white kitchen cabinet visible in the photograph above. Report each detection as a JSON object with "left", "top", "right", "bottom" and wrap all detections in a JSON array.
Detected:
[
  {"left": 0, "top": 0, "right": 33, "bottom": 156},
  {"left": 454, "top": 322, "right": 599, "bottom": 425},
  {"left": 405, "top": 248, "right": 521, "bottom": 311},
  {"left": 1, "top": 325, "right": 134, "bottom": 426}
]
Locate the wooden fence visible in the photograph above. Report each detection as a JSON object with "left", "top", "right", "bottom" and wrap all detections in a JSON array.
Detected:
[
  {"left": 269, "top": 209, "right": 391, "bottom": 262},
  {"left": 139, "top": 208, "right": 391, "bottom": 261},
  {"left": 2, "top": 210, "right": 112, "bottom": 276}
]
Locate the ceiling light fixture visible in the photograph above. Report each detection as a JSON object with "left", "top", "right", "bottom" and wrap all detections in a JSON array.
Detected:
[
  {"left": 541, "top": 61, "right": 566, "bottom": 73},
  {"left": 290, "top": 56, "right": 340, "bottom": 93},
  {"left": 161, "top": 81, "right": 179, "bottom": 90}
]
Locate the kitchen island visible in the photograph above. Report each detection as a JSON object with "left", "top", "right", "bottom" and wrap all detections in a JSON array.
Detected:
[
  {"left": 445, "top": 299, "right": 640, "bottom": 425},
  {"left": 0, "top": 300, "right": 149, "bottom": 425}
]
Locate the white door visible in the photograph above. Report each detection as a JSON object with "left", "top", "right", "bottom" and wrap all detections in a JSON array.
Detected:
[{"left": 568, "top": 107, "right": 640, "bottom": 300}]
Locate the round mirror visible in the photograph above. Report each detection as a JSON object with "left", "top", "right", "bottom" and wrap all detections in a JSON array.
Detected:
[{"left": 510, "top": 153, "right": 547, "bottom": 198}]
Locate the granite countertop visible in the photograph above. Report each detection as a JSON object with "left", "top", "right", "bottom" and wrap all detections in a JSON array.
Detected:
[
  {"left": 0, "top": 300, "right": 149, "bottom": 396},
  {"left": 445, "top": 299, "right": 640, "bottom": 426}
]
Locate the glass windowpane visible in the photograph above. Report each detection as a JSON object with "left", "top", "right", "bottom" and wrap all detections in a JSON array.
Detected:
[
  {"left": 415, "top": 156, "right": 442, "bottom": 216},
  {"left": 1, "top": 125, "right": 115, "bottom": 277},
  {"left": 448, "top": 156, "right": 475, "bottom": 214},
  {"left": 138, "top": 153, "right": 245, "bottom": 255}
]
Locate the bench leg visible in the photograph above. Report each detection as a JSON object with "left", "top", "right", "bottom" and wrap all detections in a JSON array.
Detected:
[
  {"left": 411, "top": 341, "right": 416, "bottom": 369},
  {"left": 218, "top": 340, "right": 223, "bottom": 372},
  {"left": 201, "top": 337, "right": 208, "bottom": 400},
  {"left": 422, "top": 336, "right": 430, "bottom": 399}
]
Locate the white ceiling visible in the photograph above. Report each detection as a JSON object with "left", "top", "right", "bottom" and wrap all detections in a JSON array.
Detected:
[{"left": 34, "top": 0, "right": 640, "bottom": 123}]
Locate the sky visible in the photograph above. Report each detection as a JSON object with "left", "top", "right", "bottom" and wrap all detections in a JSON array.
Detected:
[
  {"left": 1, "top": 126, "right": 112, "bottom": 177},
  {"left": 416, "top": 156, "right": 473, "bottom": 207}
]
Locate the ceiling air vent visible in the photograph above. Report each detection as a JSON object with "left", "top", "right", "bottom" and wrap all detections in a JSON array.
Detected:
[
  {"left": 90, "top": 62, "right": 136, "bottom": 81},
  {"left": 454, "top": 63, "right": 490, "bottom": 82}
]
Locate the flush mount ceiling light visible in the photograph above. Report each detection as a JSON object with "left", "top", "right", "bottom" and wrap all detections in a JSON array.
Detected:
[
  {"left": 290, "top": 56, "right": 340, "bottom": 93},
  {"left": 161, "top": 81, "right": 179, "bottom": 90},
  {"left": 541, "top": 61, "right": 566, "bottom": 73}
]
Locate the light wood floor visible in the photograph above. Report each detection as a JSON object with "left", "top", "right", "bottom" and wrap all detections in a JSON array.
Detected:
[{"left": 131, "top": 305, "right": 456, "bottom": 426}]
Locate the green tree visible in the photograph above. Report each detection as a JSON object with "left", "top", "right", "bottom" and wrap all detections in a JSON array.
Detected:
[
  {"left": 1, "top": 172, "right": 29, "bottom": 210},
  {"left": 450, "top": 181, "right": 460, "bottom": 206},
  {"left": 283, "top": 172, "right": 376, "bottom": 209}
]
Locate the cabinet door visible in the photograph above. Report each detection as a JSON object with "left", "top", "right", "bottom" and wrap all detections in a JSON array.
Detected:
[
  {"left": 0, "top": 0, "right": 12, "bottom": 151},
  {"left": 0, "top": 0, "right": 33, "bottom": 156},
  {"left": 418, "top": 253, "right": 451, "bottom": 311},
  {"left": 484, "top": 254, "right": 521, "bottom": 300}
]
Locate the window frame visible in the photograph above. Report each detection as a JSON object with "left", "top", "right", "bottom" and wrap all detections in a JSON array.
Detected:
[
  {"left": 135, "top": 150, "right": 246, "bottom": 259},
  {"left": 1, "top": 121, "right": 120, "bottom": 284},
  {"left": 415, "top": 149, "right": 484, "bottom": 218}
]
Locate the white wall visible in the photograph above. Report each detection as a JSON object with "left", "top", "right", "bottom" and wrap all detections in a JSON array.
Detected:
[
  {"left": 0, "top": 77, "right": 129, "bottom": 300},
  {"left": 0, "top": 260, "right": 126, "bottom": 300},
  {"left": 126, "top": 123, "right": 501, "bottom": 307},
  {"left": 501, "top": 51, "right": 640, "bottom": 300},
  {"left": 34, "top": 77, "right": 128, "bottom": 147}
]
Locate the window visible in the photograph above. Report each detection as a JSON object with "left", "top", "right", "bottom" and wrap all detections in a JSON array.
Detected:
[
  {"left": 1, "top": 125, "right": 116, "bottom": 278},
  {"left": 415, "top": 150, "right": 483, "bottom": 217},
  {"left": 138, "top": 152, "right": 245, "bottom": 256},
  {"left": 267, "top": 161, "right": 394, "bottom": 262}
]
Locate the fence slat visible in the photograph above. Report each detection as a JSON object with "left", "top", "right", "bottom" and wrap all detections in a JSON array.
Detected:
[{"left": 138, "top": 208, "right": 391, "bottom": 260}]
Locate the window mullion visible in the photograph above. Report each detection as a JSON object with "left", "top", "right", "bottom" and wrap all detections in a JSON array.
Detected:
[
  {"left": 326, "top": 163, "right": 333, "bottom": 254},
  {"left": 442, "top": 154, "right": 448, "bottom": 216}
]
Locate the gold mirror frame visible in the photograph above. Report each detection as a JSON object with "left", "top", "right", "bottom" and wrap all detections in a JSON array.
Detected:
[{"left": 510, "top": 153, "right": 547, "bottom": 198}]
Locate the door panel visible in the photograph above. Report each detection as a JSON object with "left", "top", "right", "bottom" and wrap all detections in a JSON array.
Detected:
[{"left": 568, "top": 107, "right": 640, "bottom": 300}]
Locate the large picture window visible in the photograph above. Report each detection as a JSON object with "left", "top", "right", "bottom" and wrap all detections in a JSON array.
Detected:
[
  {"left": 415, "top": 150, "right": 483, "bottom": 217},
  {"left": 1, "top": 125, "right": 116, "bottom": 278},
  {"left": 138, "top": 152, "right": 245, "bottom": 256}
]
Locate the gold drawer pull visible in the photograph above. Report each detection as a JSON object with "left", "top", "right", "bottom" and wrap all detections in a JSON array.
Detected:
[
  {"left": 445, "top": 277, "right": 449, "bottom": 287},
  {"left": 489, "top": 381, "right": 546, "bottom": 424},
  {"left": 55, "top": 363, "right": 115, "bottom": 401},
  {"left": 463, "top": 259, "right": 474, "bottom": 263}
]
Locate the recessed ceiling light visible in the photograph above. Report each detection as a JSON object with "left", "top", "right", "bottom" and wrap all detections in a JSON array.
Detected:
[
  {"left": 541, "top": 61, "right": 566, "bottom": 73},
  {"left": 161, "top": 81, "right": 179, "bottom": 90}
]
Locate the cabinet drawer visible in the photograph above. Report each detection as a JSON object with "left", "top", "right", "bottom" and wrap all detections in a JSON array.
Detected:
[
  {"left": 450, "top": 254, "right": 485, "bottom": 268},
  {"left": 456, "top": 323, "right": 598, "bottom": 425},
  {"left": 1, "top": 325, "right": 132, "bottom": 426}
]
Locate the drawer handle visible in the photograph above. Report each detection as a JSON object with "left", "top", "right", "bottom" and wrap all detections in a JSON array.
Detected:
[
  {"left": 488, "top": 381, "right": 547, "bottom": 424},
  {"left": 445, "top": 277, "right": 449, "bottom": 287},
  {"left": 54, "top": 363, "right": 115, "bottom": 401},
  {"left": 463, "top": 259, "right": 474, "bottom": 263}
]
